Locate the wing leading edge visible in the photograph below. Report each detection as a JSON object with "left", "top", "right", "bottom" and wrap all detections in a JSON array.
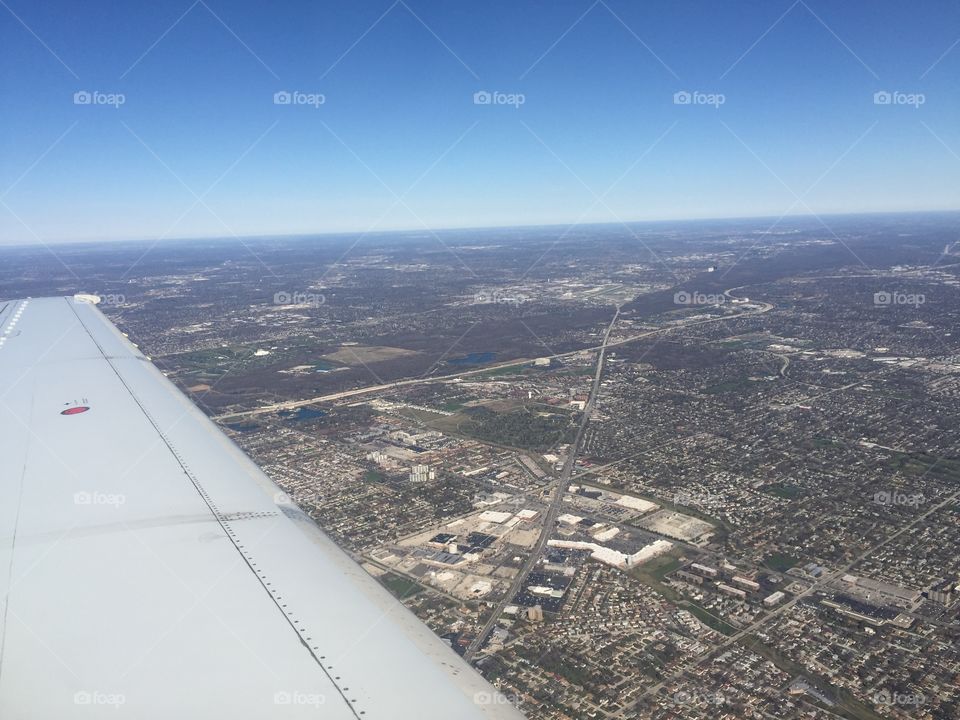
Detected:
[{"left": 0, "top": 297, "right": 524, "bottom": 719}]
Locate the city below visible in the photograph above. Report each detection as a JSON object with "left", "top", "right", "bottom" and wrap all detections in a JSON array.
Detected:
[{"left": 3, "top": 212, "right": 958, "bottom": 719}]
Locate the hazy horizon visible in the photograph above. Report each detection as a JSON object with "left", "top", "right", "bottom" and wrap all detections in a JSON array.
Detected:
[
  {"left": 3, "top": 0, "right": 960, "bottom": 246},
  {"left": 2, "top": 208, "right": 958, "bottom": 251}
]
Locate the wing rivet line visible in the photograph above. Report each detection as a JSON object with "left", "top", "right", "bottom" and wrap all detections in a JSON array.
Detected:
[{"left": 68, "top": 300, "right": 367, "bottom": 720}]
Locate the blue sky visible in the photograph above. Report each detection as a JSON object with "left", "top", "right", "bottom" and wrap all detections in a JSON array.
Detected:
[{"left": 1, "top": 0, "right": 959, "bottom": 244}]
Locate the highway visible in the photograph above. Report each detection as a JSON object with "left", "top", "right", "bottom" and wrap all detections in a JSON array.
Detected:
[
  {"left": 463, "top": 306, "right": 621, "bottom": 661},
  {"left": 214, "top": 291, "right": 771, "bottom": 666}
]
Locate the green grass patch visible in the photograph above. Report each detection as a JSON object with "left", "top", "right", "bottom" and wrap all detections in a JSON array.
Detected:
[
  {"left": 762, "top": 483, "right": 806, "bottom": 500},
  {"left": 472, "top": 364, "right": 531, "bottom": 378},
  {"left": 364, "top": 469, "right": 387, "bottom": 483},
  {"left": 684, "top": 602, "right": 737, "bottom": 635},
  {"left": 380, "top": 572, "right": 422, "bottom": 600},
  {"left": 811, "top": 435, "right": 842, "bottom": 448},
  {"left": 763, "top": 553, "right": 800, "bottom": 571},
  {"left": 629, "top": 550, "right": 685, "bottom": 603},
  {"left": 459, "top": 406, "right": 577, "bottom": 451}
]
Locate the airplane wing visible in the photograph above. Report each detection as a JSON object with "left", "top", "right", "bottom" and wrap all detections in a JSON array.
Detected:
[{"left": 0, "top": 296, "right": 524, "bottom": 719}]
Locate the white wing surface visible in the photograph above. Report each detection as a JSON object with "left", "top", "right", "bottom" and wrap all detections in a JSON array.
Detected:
[{"left": 0, "top": 297, "right": 524, "bottom": 719}]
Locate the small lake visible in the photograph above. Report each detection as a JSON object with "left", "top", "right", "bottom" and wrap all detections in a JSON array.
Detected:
[
  {"left": 313, "top": 360, "right": 337, "bottom": 373},
  {"left": 278, "top": 407, "right": 327, "bottom": 421}
]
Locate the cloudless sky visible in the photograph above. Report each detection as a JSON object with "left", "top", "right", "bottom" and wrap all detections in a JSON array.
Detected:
[{"left": 1, "top": 0, "right": 959, "bottom": 244}]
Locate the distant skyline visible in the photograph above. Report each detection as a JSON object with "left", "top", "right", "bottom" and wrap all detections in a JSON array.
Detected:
[{"left": 2, "top": 0, "right": 960, "bottom": 245}]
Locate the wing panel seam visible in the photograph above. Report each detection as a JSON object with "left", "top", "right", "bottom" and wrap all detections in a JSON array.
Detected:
[{"left": 64, "top": 299, "right": 365, "bottom": 719}]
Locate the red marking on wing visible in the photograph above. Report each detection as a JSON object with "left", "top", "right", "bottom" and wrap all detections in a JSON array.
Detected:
[{"left": 61, "top": 406, "right": 90, "bottom": 416}]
